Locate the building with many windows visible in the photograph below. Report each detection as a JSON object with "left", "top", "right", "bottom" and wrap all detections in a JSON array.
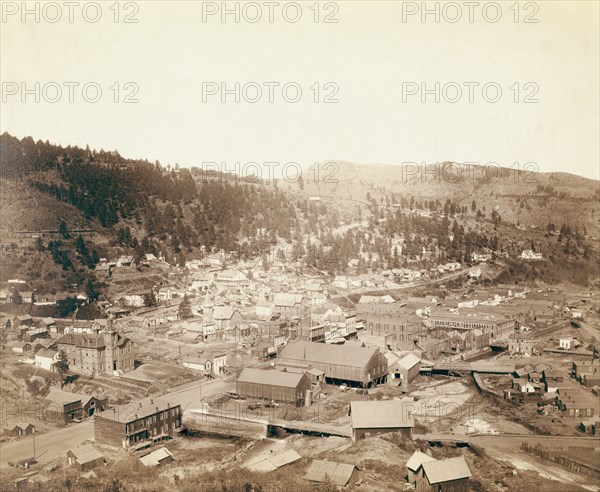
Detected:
[
  {"left": 94, "top": 400, "right": 182, "bottom": 448},
  {"left": 57, "top": 328, "right": 134, "bottom": 376}
]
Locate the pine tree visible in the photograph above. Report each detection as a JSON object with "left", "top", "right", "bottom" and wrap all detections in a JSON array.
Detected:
[
  {"left": 178, "top": 294, "right": 193, "bottom": 319},
  {"left": 53, "top": 350, "right": 70, "bottom": 388},
  {"left": 59, "top": 219, "right": 70, "bottom": 239}
]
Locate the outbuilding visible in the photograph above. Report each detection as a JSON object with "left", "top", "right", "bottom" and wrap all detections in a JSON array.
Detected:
[
  {"left": 406, "top": 450, "right": 437, "bottom": 484},
  {"left": 67, "top": 445, "right": 105, "bottom": 471},
  {"left": 304, "top": 460, "right": 358, "bottom": 487},
  {"left": 349, "top": 400, "right": 414, "bottom": 441},
  {"left": 417, "top": 456, "right": 471, "bottom": 492}
]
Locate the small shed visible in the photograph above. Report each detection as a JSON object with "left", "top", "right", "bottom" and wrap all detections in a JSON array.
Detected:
[
  {"left": 138, "top": 447, "right": 175, "bottom": 467},
  {"left": 406, "top": 450, "right": 436, "bottom": 484},
  {"left": 419, "top": 456, "right": 471, "bottom": 492},
  {"left": 67, "top": 445, "right": 105, "bottom": 471},
  {"left": 3, "top": 422, "right": 35, "bottom": 437},
  {"left": 349, "top": 400, "right": 414, "bottom": 441},
  {"left": 304, "top": 459, "right": 358, "bottom": 487}
]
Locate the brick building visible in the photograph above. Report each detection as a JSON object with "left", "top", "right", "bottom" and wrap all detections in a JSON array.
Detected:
[{"left": 57, "top": 328, "right": 134, "bottom": 376}]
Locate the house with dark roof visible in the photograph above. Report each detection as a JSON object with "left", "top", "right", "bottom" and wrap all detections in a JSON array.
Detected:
[
  {"left": 349, "top": 400, "right": 414, "bottom": 441},
  {"left": 278, "top": 341, "right": 388, "bottom": 387},
  {"left": 417, "top": 456, "right": 471, "bottom": 492},
  {"left": 235, "top": 368, "right": 311, "bottom": 404}
]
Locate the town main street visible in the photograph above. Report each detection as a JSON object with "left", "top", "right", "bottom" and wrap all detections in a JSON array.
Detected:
[
  {"left": 0, "top": 422, "right": 93, "bottom": 469},
  {"left": 0, "top": 376, "right": 234, "bottom": 469}
]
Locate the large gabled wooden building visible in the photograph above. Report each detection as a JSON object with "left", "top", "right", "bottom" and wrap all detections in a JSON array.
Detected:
[
  {"left": 277, "top": 341, "right": 388, "bottom": 387},
  {"left": 236, "top": 368, "right": 311, "bottom": 404}
]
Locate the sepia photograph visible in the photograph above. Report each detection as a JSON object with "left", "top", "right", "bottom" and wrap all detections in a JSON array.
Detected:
[{"left": 0, "top": 1, "right": 599, "bottom": 491}]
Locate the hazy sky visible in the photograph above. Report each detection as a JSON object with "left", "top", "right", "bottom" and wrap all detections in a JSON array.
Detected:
[{"left": 1, "top": 1, "right": 599, "bottom": 180}]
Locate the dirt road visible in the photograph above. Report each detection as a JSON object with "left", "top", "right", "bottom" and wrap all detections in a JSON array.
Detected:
[{"left": 0, "top": 421, "right": 93, "bottom": 469}]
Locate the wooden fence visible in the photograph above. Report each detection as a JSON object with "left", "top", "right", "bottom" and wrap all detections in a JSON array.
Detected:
[{"left": 520, "top": 443, "right": 600, "bottom": 479}]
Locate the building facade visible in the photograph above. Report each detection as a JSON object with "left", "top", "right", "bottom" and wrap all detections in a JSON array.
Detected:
[{"left": 57, "top": 329, "right": 134, "bottom": 376}]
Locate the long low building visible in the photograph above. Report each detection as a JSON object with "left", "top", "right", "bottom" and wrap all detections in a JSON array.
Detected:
[
  {"left": 427, "top": 312, "right": 516, "bottom": 339},
  {"left": 278, "top": 341, "right": 388, "bottom": 388},
  {"left": 236, "top": 368, "right": 311, "bottom": 404}
]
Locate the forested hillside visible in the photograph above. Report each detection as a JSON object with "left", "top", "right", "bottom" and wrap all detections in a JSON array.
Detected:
[
  {"left": 0, "top": 132, "right": 333, "bottom": 266},
  {"left": 2, "top": 132, "right": 599, "bottom": 288}
]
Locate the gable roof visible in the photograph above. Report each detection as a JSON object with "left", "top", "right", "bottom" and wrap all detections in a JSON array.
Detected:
[
  {"left": 213, "top": 306, "right": 239, "bottom": 320},
  {"left": 138, "top": 447, "right": 174, "bottom": 467},
  {"left": 273, "top": 293, "right": 304, "bottom": 307},
  {"left": 237, "top": 368, "right": 306, "bottom": 388},
  {"left": 5, "top": 422, "right": 34, "bottom": 431},
  {"left": 422, "top": 456, "right": 471, "bottom": 484},
  {"left": 69, "top": 444, "right": 103, "bottom": 464},
  {"left": 304, "top": 460, "right": 356, "bottom": 486},
  {"left": 406, "top": 451, "right": 437, "bottom": 472},
  {"left": 349, "top": 400, "right": 414, "bottom": 429},
  {"left": 398, "top": 353, "right": 421, "bottom": 371},
  {"left": 246, "top": 449, "right": 302, "bottom": 472},
  {"left": 35, "top": 349, "right": 57, "bottom": 359},
  {"left": 45, "top": 388, "right": 83, "bottom": 405},
  {"left": 279, "top": 341, "right": 379, "bottom": 369}
]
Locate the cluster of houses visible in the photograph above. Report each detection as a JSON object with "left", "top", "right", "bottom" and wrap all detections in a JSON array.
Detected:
[
  {"left": 333, "top": 262, "right": 462, "bottom": 291},
  {"left": 1, "top": 315, "right": 136, "bottom": 378},
  {"left": 0, "top": 280, "right": 88, "bottom": 307},
  {"left": 504, "top": 359, "right": 600, "bottom": 423}
]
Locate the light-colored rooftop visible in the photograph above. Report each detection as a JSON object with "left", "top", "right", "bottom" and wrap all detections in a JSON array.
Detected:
[
  {"left": 349, "top": 400, "right": 414, "bottom": 429},
  {"left": 422, "top": 456, "right": 471, "bottom": 484}
]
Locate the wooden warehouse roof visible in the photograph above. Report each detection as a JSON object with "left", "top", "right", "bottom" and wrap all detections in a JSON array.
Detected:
[
  {"left": 237, "top": 368, "right": 307, "bottom": 388},
  {"left": 279, "top": 341, "right": 379, "bottom": 368}
]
